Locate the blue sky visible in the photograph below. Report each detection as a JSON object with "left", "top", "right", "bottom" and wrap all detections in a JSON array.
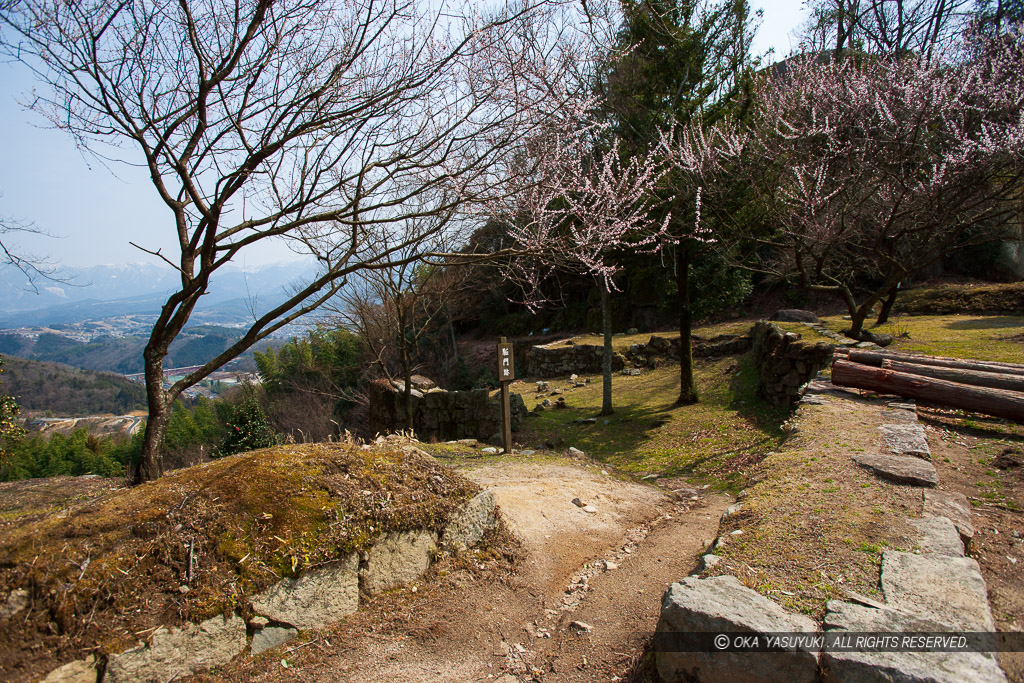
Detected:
[{"left": 0, "top": 0, "right": 808, "bottom": 270}]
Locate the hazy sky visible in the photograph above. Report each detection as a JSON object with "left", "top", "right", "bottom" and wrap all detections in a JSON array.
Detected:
[{"left": 0, "top": 0, "right": 808, "bottom": 270}]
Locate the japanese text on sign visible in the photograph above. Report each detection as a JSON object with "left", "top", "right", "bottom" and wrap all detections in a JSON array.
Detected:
[{"left": 497, "top": 343, "right": 515, "bottom": 381}]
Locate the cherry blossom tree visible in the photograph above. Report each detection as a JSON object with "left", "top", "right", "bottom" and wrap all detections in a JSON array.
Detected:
[
  {"left": 490, "top": 120, "right": 669, "bottom": 415},
  {"left": 712, "top": 33, "right": 1024, "bottom": 339}
]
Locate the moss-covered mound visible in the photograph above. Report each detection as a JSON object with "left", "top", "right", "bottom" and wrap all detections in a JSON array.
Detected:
[{"left": 0, "top": 440, "right": 479, "bottom": 681}]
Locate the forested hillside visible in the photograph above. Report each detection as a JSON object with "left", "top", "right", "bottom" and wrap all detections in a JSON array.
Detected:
[
  {"left": 1, "top": 356, "right": 146, "bottom": 415},
  {"left": 0, "top": 326, "right": 256, "bottom": 375}
]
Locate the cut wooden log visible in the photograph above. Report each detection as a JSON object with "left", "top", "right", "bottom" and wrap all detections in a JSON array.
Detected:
[
  {"left": 831, "top": 359, "right": 1024, "bottom": 423},
  {"left": 834, "top": 348, "right": 1024, "bottom": 377},
  {"left": 881, "top": 359, "right": 1024, "bottom": 393}
]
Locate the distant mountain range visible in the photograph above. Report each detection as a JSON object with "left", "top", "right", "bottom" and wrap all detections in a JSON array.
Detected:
[{"left": 0, "top": 260, "right": 320, "bottom": 327}]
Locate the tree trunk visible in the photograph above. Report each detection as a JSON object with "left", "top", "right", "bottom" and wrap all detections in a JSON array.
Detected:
[
  {"left": 876, "top": 285, "right": 900, "bottom": 325},
  {"left": 847, "top": 304, "right": 870, "bottom": 340},
  {"left": 676, "top": 243, "right": 698, "bottom": 405},
  {"left": 134, "top": 352, "right": 170, "bottom": 484},
  {"left": 831, "top": 359, "right": 1024, "bottom": 423},
  {"left": 600, "top": 284, "right": 614, "bottom": 416},
  {"left": 882, "top": 359, "right": 1024, "bottom": 393},
  {"left": 835, "top": 348, "right": 1024, "bottom": 377},
  {"left": 401, "top": 341, "right": 414, "bottom": 432}
]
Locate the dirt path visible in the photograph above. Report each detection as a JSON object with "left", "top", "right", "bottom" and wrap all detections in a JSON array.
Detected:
[{"left": 225, "top": 461, "right": 730, "bottom": 682}]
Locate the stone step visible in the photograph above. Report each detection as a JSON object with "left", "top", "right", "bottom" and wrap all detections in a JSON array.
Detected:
[
  {"left": 881, "top": 550, "right": 996, "bottom": 632},
  {"left": 822, "top": 600, "right": 1005, "bottom": 683},
  {"left": 923, "top": 490, "right": 974, "bottom": 550},
  {"left": 852, "top": 454, "right": 938, "bottom": 487}
]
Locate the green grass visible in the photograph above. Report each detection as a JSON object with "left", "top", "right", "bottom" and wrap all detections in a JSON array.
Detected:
[
  {"left": 818, "top": 313, "right": 1024, "bottom": 363},
  {"left": 515, "top": 351, "right": 788, "bottom": 492}
]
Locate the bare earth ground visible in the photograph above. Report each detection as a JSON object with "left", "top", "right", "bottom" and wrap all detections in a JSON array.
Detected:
[{"left": 211, "top": 461, "right": 729, "bottom": 682}]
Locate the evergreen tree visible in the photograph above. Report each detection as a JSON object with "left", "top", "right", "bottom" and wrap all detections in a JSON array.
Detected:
[
  {"left": 599, "top": 0, "right": 757, "bottom": 404},
  {"left": 216, "top": 399, "right": 280, "bottom": 458}
]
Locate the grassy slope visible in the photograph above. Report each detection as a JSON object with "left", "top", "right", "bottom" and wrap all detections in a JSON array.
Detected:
[
  {"left": 508, "top": 320, "right": 836, "bottom": 490},
  {"left": 818, "top": 312, "right": 1024, "bottom": 363}
]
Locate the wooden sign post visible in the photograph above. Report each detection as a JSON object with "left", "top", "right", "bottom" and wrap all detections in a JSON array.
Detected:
[{"left": 498, "top": 337, "right": 514, "bottom": 454}]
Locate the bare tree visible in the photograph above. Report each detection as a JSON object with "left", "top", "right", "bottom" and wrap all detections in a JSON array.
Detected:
[
  {"left": 327, "top": 224, "right": 472, "bottom": 431},
  {"left": 0, "top": 0, "right": 583, "bottom": 482},
  {"left": 800, "top": 0, "right": 974, "bottom": 59},
  {"left": 0, "top": 200, "right": 65, "bottom": 292}
]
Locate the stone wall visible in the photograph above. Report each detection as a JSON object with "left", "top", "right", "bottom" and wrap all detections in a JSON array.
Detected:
[
  {"left": 90, "top": 487, "right": 501, "bottom": 683},
  {"left": 752, "top": 321, "right": 835, "bottom": 407},
  {"left": 624, "top": 333, "right": 753, "bottom": 368},
  {"left": 368, "top": 382, "right": 526, "bottom": 441},
  {"left": 525, "top": 343, "right": 626, "bottom": 378}
]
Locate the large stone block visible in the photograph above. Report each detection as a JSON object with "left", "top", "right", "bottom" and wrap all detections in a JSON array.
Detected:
[
  {"left": 881, "top": 550, "right": 995, "bottom": 631},
  {"left": 852, "top": 454, "right": 938, "bottom": 487},
  {"left": 655, "top": 575, "right": 819, "bottom": 683},
  {"left": 822, "top": 600, "right": 1005, "bottom": 683},
  {"left": 879, "top": 423, "right": 931, "bottom": 459},
  {"left": 252, "top": 554, "right": 359, "bottom": 630},
  {"left": 41, "top": 657, "right": 98, "bottom": 683},
  {"left": 910, "top": 516, "right": 964, "bottom": 557},
  {"left": 923, "top": 490, "right": 974, "bottom": 549},
  {"left": 105, "top": 613, "right": 246, "bottom": 683},
  {"left": 361, "top": 530, "right": 438, "bottom": 595},
  {"left": 442, "top": 489, "right": 499, "bottom": 552}
]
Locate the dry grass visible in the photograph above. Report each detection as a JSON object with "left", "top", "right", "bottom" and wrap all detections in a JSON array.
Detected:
[
  {"left": 510, "top": 359, "right": 787, "bottom": 492},
  {"left": 894, "top": 281, "right": 1024, "bottom": 316},
  {"left": 706, "top": 398, "right": 920, "bottom": 617},
  {"left": 0, "top": 440, "right": 478, "bottom": 680}
]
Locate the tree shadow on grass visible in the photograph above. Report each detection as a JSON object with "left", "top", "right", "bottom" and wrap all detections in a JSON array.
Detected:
[
  {"left": 520, "top": 400, "right": 676, "bottom": 461},
  {"left": 943, "top": 316, "right": 1024, "bottom": 331},
  {"left": 917, "top": 405, "right": 1024, "bottom": 442},
  {"left": 727, "top": 353, "right": 790, "bottom": 437}
]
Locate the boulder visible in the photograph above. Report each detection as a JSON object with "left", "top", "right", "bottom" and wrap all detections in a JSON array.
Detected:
[
  {"left": 361, "top": 530, "right": 438, "bottom": 595},
  {"left": 252, "top": 554, "right": 359, "bottom": 630},
  {"left": 41, "top": 656, "right": 98, "bottom": 683},
  {"left": 769, "top": 309, "right": 820, "bottom": 323},
  {"left": 822, "top": 600, "right": 1005, "bottom": 683},
  {"left": 881, "top": 550, "right": 995, "bottom": 631},
  {"left": 106, "top": 613, "right": 246, "bottom": 683},
  {"left": 655, "top": 575, "right": 818, "bottom": 683},
  {"left": 442, "top": 490, "right": 499, "bottom": 552},
  {"left": 859, "top": 329, "right": 894, "bottom": 347}
]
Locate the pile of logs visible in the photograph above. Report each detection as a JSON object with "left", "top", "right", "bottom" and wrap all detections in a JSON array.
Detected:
[{"left": 831, "top": 348, "right": 1024, "bottom": 423}]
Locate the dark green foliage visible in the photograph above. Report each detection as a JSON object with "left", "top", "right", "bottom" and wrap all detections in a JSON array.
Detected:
[
  {"left": 1, "top": 355, "right": 147, "bottom": 416},
  {"left": 255, "top": 328, "right": 362, "bottom": 399},
  {"left": 0, "top": 429, "right": 128, "bottom": 481},
  {"left": 164, "top": 398, "right": 227, "bottom": 466},
  {"left": 215, "top": 399, "right": 281, "bottom": 458}
]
